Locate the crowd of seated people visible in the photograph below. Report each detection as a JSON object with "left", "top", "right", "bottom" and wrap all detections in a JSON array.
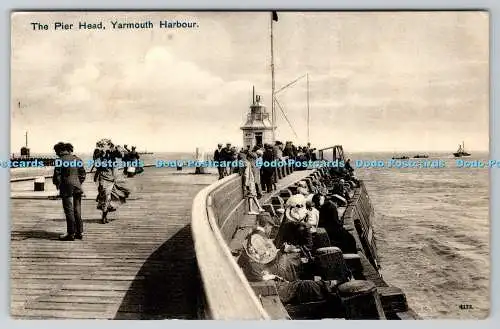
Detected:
[{"left": 235, "top": 166, "right": 362, "bottom": 313}]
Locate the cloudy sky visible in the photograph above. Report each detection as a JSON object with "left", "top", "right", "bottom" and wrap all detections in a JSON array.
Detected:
[{"left": 11, "top": 11, "right": 489, "bottom": 153}]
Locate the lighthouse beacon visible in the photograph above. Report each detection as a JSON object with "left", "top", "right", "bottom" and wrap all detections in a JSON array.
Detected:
[{"left": 240, "top": 89, "right": 275, "bottom": 149}]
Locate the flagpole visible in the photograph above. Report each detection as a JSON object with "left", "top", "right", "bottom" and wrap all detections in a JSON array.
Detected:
[{"left": 270, "top": 12, "right": 276, "bottom": 142}]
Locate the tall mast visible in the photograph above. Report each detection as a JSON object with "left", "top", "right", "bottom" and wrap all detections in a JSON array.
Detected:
[
  {"left": 270, "top": 12, "right": 276, "bottom": 142},
  {"left": 25, "top": 131, "right": 28, "bottom": 148},
  {"left": 307, "top": 73, "right": 310, "bottom": 144}
]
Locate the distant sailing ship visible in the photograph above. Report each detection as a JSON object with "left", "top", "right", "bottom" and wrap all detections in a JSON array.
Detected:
[
  {"left": 453, "top": 141, "right": 471, "bottom": 157},
  {"left": 138, "top": 150, "right": 154, "bottom": 155}
]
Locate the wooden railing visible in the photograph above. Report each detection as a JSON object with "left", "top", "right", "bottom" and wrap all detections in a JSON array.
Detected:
[{"left": 191, "top": 173, "right": 270, "bottom": 320}]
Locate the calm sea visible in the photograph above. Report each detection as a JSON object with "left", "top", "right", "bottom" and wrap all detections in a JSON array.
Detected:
[
  {"left": 9, "top": 151, "right": 489, "bottom": 318},
  {"left": 348, "top": 151, "right": 489, "bottom": 319}
]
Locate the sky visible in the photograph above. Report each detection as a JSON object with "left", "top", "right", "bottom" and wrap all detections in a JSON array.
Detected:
[{"left": 11, "top": 11, "right": 489, "bottom": 153}]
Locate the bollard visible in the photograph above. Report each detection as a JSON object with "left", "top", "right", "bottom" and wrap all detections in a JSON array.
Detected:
[
  {"left": 338, "top": 280, "right": 386, "bottom": 319},
  {"left": 34, "top": 176, "right": 45, "bottom": 192},
  {"left": 315, "top": 247, "right": 351, "bottom": 283}
]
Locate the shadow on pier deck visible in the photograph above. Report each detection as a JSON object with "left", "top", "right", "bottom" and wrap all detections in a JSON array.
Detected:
[{"left": 10, "top": 168, "right": 216, "bottom": 319}]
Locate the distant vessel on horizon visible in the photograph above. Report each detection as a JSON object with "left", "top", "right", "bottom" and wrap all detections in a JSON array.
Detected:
[
  {"left": 10, "top": 131, "right": 57, "bottom": 166},
  {"left": 453, "top": 141, "right": 471, "bottom": 157},
  {"left": 413, "top": 154, "right": 429, "bottom": 159}
]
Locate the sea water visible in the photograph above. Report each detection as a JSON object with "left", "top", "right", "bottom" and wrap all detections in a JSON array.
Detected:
[{"left": 349, "top": 152, "right": 489, "bottom": 319}]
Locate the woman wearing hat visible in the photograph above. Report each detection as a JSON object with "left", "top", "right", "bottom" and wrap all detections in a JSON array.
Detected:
[
  {"left": 247, "top": 146, "right": 263, "bottom": 199},
  {"left": 275, "top": 195, "right": 315, "bottom": 272},
  {"left": 237, "top": 229, "right": 340, "bottom": 305},
  {"left": 243, "top": 155, "right": 264, "bottom": 215},
  {"left": 94, "top": 138, "right": 131, "bottom": 224}
]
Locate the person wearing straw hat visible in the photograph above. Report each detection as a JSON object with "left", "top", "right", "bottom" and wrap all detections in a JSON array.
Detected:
[
  {"left": 237, "top": 228, "right": 340, "bottom": 305},
  {"left": 278, "top": 194, "right": 314, "bottom": 258},
  {"left": 94, "top": 138, "right": 132, "bottom": 224},
  {"left": 284, "top": 194, "right": 308, "bottom": 223}
]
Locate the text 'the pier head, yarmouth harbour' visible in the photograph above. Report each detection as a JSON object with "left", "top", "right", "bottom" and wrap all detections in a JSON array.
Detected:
[{"left": 30, "top": 20, "right": 199, "bottom": 31}]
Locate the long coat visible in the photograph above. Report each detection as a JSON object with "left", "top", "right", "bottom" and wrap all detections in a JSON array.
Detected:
[{"left": 52, "top": 152, "right": 86, "bottom": 197}]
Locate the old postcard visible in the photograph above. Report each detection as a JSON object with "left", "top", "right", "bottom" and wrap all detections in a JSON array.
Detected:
[{"left": 10, "top": 11, "right": 489, "bottom": 319}]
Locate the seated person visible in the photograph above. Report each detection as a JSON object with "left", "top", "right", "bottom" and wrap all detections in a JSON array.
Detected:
[
  {"left": 295, "top": 181, "right": 309, "bottom": 192},
  {"left": 279, "top": 194, "right": 314, "bottom": 251},
  {"left": 305, "top": 196, "right": 320, "bottom": 233},
  {"left": 256, "top": 211, "right": 281, "bottom": 238},
  {"left": 312, "top": 194, "right": 357, "bottom": 254},
  {"left": 347, "top": 174, "right": 360, "bottom": 188},
  {"left": 330, "top": 179, "right": 348, "bottom": 200},
  {"left": 296, "top": 187, "right": 309, "bottom": 196},
  {"left": 310, "top": 180, "right": 323, "bottom": 194},
  {"left": 237, "top": 230, "right": 340, "bottom": 305}
]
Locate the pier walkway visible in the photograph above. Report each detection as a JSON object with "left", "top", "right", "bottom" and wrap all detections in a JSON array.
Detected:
[
  {"left": 10, "top": 166, "right": 314, "bottom": 319},
  {"left": 10, "top": 167, "right": 217, "bottom": 319}
]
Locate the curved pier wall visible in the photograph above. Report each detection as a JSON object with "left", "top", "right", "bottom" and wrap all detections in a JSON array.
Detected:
[
  {"left": 191, "top": 166, "right": 294, "bottom": 319},
  {"left": 191, "top": 173, "right": 269, "bottom": 320},
  {"left": 210, "top": 175, "right": 246, "bottom": 242}
]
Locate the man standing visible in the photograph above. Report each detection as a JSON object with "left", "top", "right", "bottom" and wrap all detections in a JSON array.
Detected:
[
  {"left": 221, "top": 143, "right": 233, "bottom": 176},
  {"left": 213, "top": 143, "right": 224, "bottom": 179},
  {"left": 53, "top": 142, "right": 87, "bottom": 241},
  {"left": 262, "top": 144, "right": 274, "bottom": 192}
]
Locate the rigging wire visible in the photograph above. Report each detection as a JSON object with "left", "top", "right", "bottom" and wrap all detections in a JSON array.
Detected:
[
  {"left": 275, "top": 74, "right": 307, "bottom": 95},
  {"left": 274, "top": 96, "right": 298, "bottom": 138}
]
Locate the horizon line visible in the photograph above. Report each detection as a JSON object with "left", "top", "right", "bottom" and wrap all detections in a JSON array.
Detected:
[{"left": 9, "top": 149, "right": 490, "bottom": 155}]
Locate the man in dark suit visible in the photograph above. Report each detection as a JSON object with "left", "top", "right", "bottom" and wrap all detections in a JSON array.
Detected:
[
  {"left": 53, "top": 142, "right": 87, "bottom": 241},
  {"left": 220, "top": 143, "right": 233, "bottom": 176},
  {"left": 213, "top": 143, "right": 224, "bottom": 179},
  {"left": 261, "top": 144, "right": 274, "bottom": 192}
]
